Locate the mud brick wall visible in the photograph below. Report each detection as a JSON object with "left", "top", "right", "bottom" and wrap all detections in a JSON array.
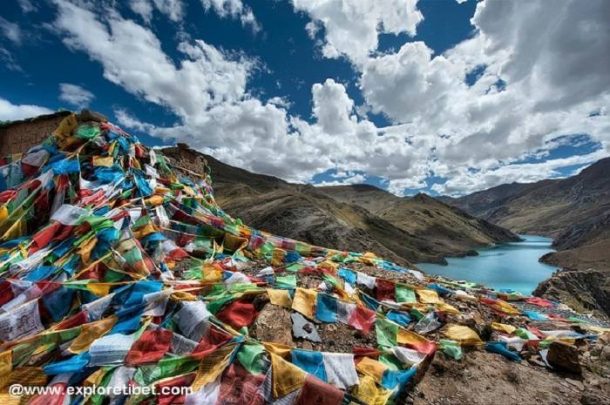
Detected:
[{"left": 0, "top": 112, "right": 71, "bottom": 156}]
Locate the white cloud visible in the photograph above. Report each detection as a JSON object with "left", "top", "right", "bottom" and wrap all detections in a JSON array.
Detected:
[
  {"left": 0, "top": 17, "right": 22, "bottom": 45},
  {"left": 53, "top": 0, "right": 250, "bottom": 118},
  {"left": 49, "top": 0, "right": 610, "bottom": 197},
  {"left": 128, "top": 0, "right": 183, "bottom": 22},
  {"left": 0, "top": 98, "right": 53, "bottom": 122},
  {"left": 129, "top": 0, "right": 154, "bottom": 23},
  {"left": 59, "top": 83, "right": 95, "bottom": 108},
  {"left": 433, "top": 149, "right": 609, "bottom": 196},
  {"left": 312, "top": 79, "right": 354, "bottom": 135},
  {"left": 18, "top": 0, "right": 36, "bottom": 13},
  {"left": 201, "top": 0, "right": 260, "bottom": 32},
  {"left": 291, "top": 0, "right": 423, "bottom": 65}
]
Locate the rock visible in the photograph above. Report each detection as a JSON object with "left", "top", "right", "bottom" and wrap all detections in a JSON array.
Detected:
[
  {"left": 250, "top": 304, "right": 293, "bottom": 346},
  {"left": 547, "top": 341, "right": 582, "bottom": 374},
  {"left": 565, "top": 378, "right": 584, "bottom": 390},
  {"left": 291, "top": 312, "right": 321, "bottom": 342},
  {"left": 78, "top": 109, "right": 107, "bottom": 122}
]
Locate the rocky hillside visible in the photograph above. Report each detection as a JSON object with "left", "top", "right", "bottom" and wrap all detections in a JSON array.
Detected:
[
  {"left": 443, "top": 158, "right": 610, "bottom": 317},
  {"left": 163, "top": 145, "right": 518, "bottom": 265},
  {"left": 318, "top": 185, "right": 519, "bottom": 261}
]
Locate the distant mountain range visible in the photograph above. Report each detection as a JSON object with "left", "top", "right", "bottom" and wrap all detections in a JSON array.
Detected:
[
  {"left": 162, "top": 145, "right": 518, "bottom": 267},
  {"left": 441, "top": 157, "right": 610, "bottom": 317}
]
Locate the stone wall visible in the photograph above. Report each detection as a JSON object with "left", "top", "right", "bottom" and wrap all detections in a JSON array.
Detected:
[{"left": 0, "top": 112, "right": 72, "bottom": 156}]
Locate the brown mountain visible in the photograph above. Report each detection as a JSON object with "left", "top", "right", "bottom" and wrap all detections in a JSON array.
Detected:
[
  {"left": 317, "top": 185, "right": 519, "bottom": 260},
  {"left": 442, "top": 158, "right": 610, "bottom": 317},
  {"left": 162, "top": 144, "right": 518, "bottom": 266}
]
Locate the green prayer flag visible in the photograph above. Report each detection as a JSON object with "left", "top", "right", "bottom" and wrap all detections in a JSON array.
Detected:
[
  {"left": 237, "top": 343, "right": 266, "bottom": 375},
  {"left": 275, "top": 274, "right": 297, "bottom": 289},
  {"left": 395, "top": 284, "right": 417, "bottom": 303},
  {"left": 376, "top": 316, "right": 398, "bottom": 348}
]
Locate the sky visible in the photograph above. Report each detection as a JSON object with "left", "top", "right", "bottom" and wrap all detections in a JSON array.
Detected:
[{"left": 0, "top": 0, "right": 608, "bottom": 196}]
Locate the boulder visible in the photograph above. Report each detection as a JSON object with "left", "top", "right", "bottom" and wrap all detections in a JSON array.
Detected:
[{"left": 547, "top": 341, "right": 582, "bottom": 374}]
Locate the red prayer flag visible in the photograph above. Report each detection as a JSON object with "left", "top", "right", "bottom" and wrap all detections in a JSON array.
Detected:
[
  {"left": 125, "top": 329, "right": 173, "bottom": 365},
  {"left": 348, "top": 305, "right": 376, "bottom": 333},
  {"left": 375, "top": 278, "right": 395, "bottom": 302},
  {"left": 295, "top": 375, "right": 344, "bottom": 405},
  {"left": 218, "top": 363, "right": 265, "bottom": 405},
  {"left": 216, "top": 299, "right": 259, "bottom": 329}
]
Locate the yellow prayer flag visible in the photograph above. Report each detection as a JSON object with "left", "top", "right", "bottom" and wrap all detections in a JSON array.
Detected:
[
  {"left": 1, "top": 218, "right": 26, "bottom": 241},
  {"left": 132, "top": 222, "right": 157, "bottom": 239},
  {"left": 68, "top": 316, "right": 117, "bottom": 354},
  {"left": 416, "top": 289, "right": 441, "bottom": 304},
  {"left": 436, "top": 302, "right": 460, "bottom": 314},
  {"left": 491, "top": 322, "right": 517, "bottom": 335},
  {"left": 267, "top": 289, "right": 292, "bottom": 308},
  {"left": 86, "top": 282, "right": 112, "bottom": 296},
  {"left": 191, "top": 343, "right": 236, "bottom": 391},
  {"left": 145, "top": 195, "right": 165, "bottom": 207},
  {"left": 0, "top": 351, "right": 11, "bottom": 377},
  {"left": 171, "top": 291, "right": 198, "bottom": 301},
  {"left": 202, "top": 263, "right": 223, "bottom": 283},
  {"left": 495, "top": 299, "right": 521, "bottom": 315},
  {"left": 291, "top": 288, "right": 317, "bottom": 319},
  {"left": 0, "top": 206, "right": 8, "bottom": 224},
  {"left": 270, "top": 353, "right": 306, "bottom": 399},
  {"left": 84, "top": 368, "right": 106, "bottom": 387},
  {"left": 53, "top": 113, "right": 78, "bottom": 140},
  {"left": 92, "top": 156, "right": 114, "bottom": 167},
  {"left": 442, "top": 324, "right": 483, "bottom": 346},
  {"left": 223, "top": 233, "right": 248, "bottom": 252},
  {"left": 353, "top": 374, "right": 392, "bottom": 405},
  {"left": 355, "top": 357, "right": 387, "bottom": 382},
  {"left": 79, "top": 236, "right": 97, "bottom": 264},
  {"left": 262, "top": 342, "right": 292, "bottom": 359}
]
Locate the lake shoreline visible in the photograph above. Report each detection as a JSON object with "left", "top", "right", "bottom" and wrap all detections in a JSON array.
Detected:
[{"left": 417, "top": 235, "right": 558, "bottom": 295}]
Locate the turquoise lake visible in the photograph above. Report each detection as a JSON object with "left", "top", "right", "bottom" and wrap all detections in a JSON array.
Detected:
[{"left": 417, "top": 235, "right": 558, "bottom": 295}]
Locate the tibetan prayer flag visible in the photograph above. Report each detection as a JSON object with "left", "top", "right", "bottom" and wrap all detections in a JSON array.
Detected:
[
  {"left": 416, "top": 289, "right": 441, "bottom": 304},
  {"left": 356, "top": 357, "right": 387, "bottom": 382},
  {"left": 397, "top": 329, "right": 436, "bottom": 355},
  {"left": 294, "top": 375, "right": 344, "bottom": 405},
  {"left": 491, "top": 322, "right": 517, "bottom": 335},
  {"left": 270, "top": 353, "right": 307, "bottom": 399},
  {"left": 292, "top": 288, "right": 317, "bottom": 319},
  {"left": 321, "top": 352, "right": 358, "bottom": 389},
  {"left": 375, "top": 278, "right": 395, "bottom": 302},
  {"left": 375, "top": 317, "right": 398, "bottom": 347},
  {"left": 125, "top": 329, "right": 173, "bottom": 365},
  {"left": 348, "top": 305, "right": 376, "bottom": 333},
  {"left": 292, "top": 349, "right": 327, "bottom": 382},
  {"left": 267, "top": 289, "right": 292, "bottom": 308},
  {"left": 442, "top": 324, "right": 483, "bottom": 346},
  {"left": 316, "top": 293, "right": 338, "bottom": 323},
  {"left": 395, "top": 284, "right": 416, "bottom": 303},
  {"left": 218, "top": 363, "right": 265, "bottom": 404},
  {"left": 216, "top": 299, "right": 258, "bottom": 329}
]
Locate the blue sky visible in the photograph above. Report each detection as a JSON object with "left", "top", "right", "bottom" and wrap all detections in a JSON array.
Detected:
[{"left": 1, "top": 0, "right": 608, "bottom": 196}]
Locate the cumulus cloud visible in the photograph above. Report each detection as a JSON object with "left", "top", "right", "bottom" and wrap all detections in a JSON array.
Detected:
[
  {"left": 0, "top": 98, "right": 52, "bottom": 122},
  {"left": 48, "top": 0, "right": 610, "bottom": 197},
  {"left": 59, "top": 83, "right": 95, "bottom": 107},
  {"left": 291, "top": 0, "right": 423, "bottom": 65}
]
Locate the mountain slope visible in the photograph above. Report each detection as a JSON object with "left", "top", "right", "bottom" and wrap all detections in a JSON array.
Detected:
[
  {"left": 162, "top": 145, "right": 518, "bottom": 265},
  {"left": 445, "top": 158, "right": 610, "bottom": 241},
  {"left": 443, "top": 158, "right": 610, "bottom": 317},
  {"left": 318, "top": 185, "right": 519, "bottom": 260}
]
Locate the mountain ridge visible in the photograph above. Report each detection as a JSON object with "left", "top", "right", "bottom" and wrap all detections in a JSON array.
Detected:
[
  {"left": 441, "top": 157, "right": 610, "bottom": 317},
  {"left": 162, "top": 145, "right": 519, "bottom": 266}
]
